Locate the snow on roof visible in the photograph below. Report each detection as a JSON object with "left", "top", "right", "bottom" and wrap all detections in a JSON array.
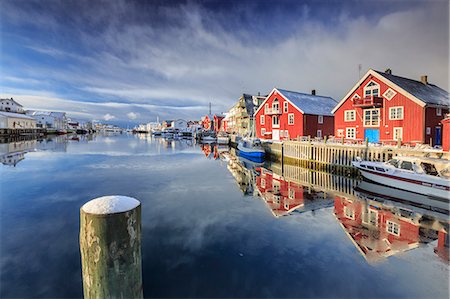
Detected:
[
  {"left": 0, "top": 98, "right": 23, "bottom": 107},
  {"left": 28, "top": 111, "right": 66, "bottom": 118},
  {"left": 0, "top": 111, "right": 36, "bottom": 120},
  {"left": 277, "top": 89, "right": 337, "bottom": 116},
  {"left": 375, "top": 70, "right": 449, "bottom": 107},
  {"left": 81, "top": 195, "right": 140, "bottom": 215}
]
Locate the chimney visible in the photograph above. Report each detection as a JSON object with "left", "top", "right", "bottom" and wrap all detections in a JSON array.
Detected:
[
  {"left": 385, "top": 68, "right": 392, "bottom": 75},
  {"left": 421, "top": 75, "right": 428, "bottom": 85},
  {"left": 311, "top": 89, "right": 316, "bottom": 96}
]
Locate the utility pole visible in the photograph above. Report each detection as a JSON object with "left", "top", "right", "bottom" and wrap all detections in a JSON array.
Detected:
[{"left": 209, "top": 102, "right": 212, "bottom": 115}]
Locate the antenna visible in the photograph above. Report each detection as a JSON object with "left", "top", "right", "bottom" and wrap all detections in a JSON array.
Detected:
[{"left": 209, "top": 102, "right": 211, "bottom": 115}]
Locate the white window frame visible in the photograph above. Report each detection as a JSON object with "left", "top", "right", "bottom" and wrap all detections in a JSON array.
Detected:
[
  {"left": 389, "top": 106, "right": 404, "bottom": 120},
  {"left": 272, "top": 115, "right": 280, "bottom": 128},
  {"left": 386, "top": 220, "right": 400, "bottom": 236},
  {"left": 288, "top": 188, "right": 295, "bottom": 199},
  {"left": 261, "top": 178, "right": 266, "bottom": 188},
  {"left": 344, "top": 206, "right": 355, "bottom": 220},
  {"left": 352, "top": 93, "right": 361, "bottom": 100},
  {"left": 337, "top": 129, "right": 344, "bottom": 137},
  {"left": 272, "top": 99, "right": 279, "bottom": 112},
  {"left": 363, "top": 108, "right": 380, "bottom": 127},
  {"left": 283, "top": 101, "right": 288, "bottom": 113},
  {"left": 318, "top": 115, "right": 323, "bottom": 124},
  {"left": 393, "top": 127, "right": 403, "bottom": 140},
  {"left": 288, "top": 113, "right": 294, "bottom": 125},
  {"left": 426, "top": 127, "right": 431, "bottom": 135},
  {"left": 362, "top": 209, "right": 378, "bottom": 226},
  {"left": 317, "top": 129, "right": 322, "bottom": 138},
  {"left": 344, "top": 110, "right": 356, "bottom": 122},
  {"left": 364, "top": 80, "right": 380, "bottom": 98},
  {"left": 260, "top": 114, "right": 264, "bottom": 125},
  {"left": 383, "top": 88, "right": 397, "bottom": 101},
  {"left": 437, "top": 108, "right": 442, "bottom": 116},
  {"left": 346, "top": 127, "right": 356, "bottom": 139},
  {"left": 264, "top": 104, "right": 269, "bottom": 114},
  {"left": 261, "top": 128, "right": 266, "bottom": 136}
]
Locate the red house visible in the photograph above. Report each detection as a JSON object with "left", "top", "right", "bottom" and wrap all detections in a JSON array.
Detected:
[
  {"left": 332, "top": 69, "right": 449, "bottom": 145},
  {"left": 201, "top": 114, "right": 225, "bottom": 132},
  {"left": 441, "top": 115, "right": 450, "bottom": 152},
  {"left": 255, "top": 88, "right": 336, "bottom": 141}
]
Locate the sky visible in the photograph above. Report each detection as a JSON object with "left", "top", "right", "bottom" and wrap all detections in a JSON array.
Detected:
[{"left": 0, "top": 0, "right": 449, "bottom": 127}]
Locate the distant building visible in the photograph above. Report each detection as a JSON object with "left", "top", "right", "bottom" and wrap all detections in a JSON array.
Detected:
[
  {"left": 201, "top": 114, "right": 225, "bottom": 132},
  {"left": 332, "top": 69, "right": 450, "bottom": 145},
  {"left": 255, "top": 88, "right": 336, "bottom": 141},
  {"left": 0, "top": 98, "right": 25, "bottom": 114},
  {"left": 441, "top": 114, "right": 450, "bottom": 151},
  {"left": 171, "top": 119, "right": 188, "bottom": 130},
  {"left": 0, "top": 111, "right": 36, "bottom": 129},
  {"left": 226, "top": 94, "right": 266, "bottom": 136},
  {"left": 27, "top": 111, "right": 67, "bottom": 131}
]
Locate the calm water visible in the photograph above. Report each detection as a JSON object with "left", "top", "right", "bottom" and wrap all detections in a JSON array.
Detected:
[{"left": 1, "top": 134, "right": 448, "bottom": 298}]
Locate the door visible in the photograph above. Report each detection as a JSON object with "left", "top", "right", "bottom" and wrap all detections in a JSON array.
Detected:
[
  {"left": 435, "top": 127, "right": 442, "bottom": 145},
  {"left": 364, "top": 129, "right": 380, "bottom": 143},
  {"left": 272, "top": 130, "right": 280, "bottom": 141}
]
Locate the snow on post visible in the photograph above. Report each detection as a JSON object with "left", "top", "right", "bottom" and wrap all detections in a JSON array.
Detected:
[{"left": 79, "top": 196, "right": 143, "bottom": 299}]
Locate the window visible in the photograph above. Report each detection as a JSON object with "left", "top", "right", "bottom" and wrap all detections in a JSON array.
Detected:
[
  {"left": 344, "top": 110, "right": 356, "bottom": 122},
  {"left": 288, "top": 113, "right": 294, "bottom": 125},
  {"left": 272, "top": 116, "right": 279, "bottom": 128},
  {"left": 437, "top": 108, "right": 442, "bottom": 116},
  {"left": 426, "top": 127, "right": 431, "bottom": 135},
  {"left": 364, "top": 81, "right": 380, "bottom": 97},
  {"left": 317, "top": 130, "right": 322, "bottom": 138},
  {"left": 344, "top": 206, "right": 355, "bottom": 220},
  {"left": 352, "top": 94, "right": 361, "bottom": 100},
  {"left": 260, "top": 115, "right": 264, "bottom": 125},
  {"left": 284, "top": 102, "right": 288, "bottom": 113},
  {"left": 364, "top": 109, "right": 380, "bottom": 127},
  {"left": 393, "top": 127, "right": 403, "bottom": 140},
  {"left": 400, "top": 161, "right": 413, "bottom": 171},
  {"left": 265, "top": 104, "right": 269, "bottom": 113},
  {"left": 337, "top": 129, "right": 344, "bottom": 137},
  {"left": 261, "top": 178, "right": 266, "bottom": 188},
  {"left": 383, "top": 88, "right": 396, "bottom": 100},
  {"left": 289, "top": 188, "right": 295, "bottom": 199},
  {"left": 272, "top": 99, "right": 279, "bottom": 112},
  {"left": 346, "top": 128, "right": 356, "bottom": 139},
  {"left": 318, "top": 115, "right": 323, "bottom": 124},
  {"left": 387, "top": 221, "right": 400, "bottom": 236},
  {"left": 363, "top": 209, "right": 378, "bottom": 226},
  {"left": 261, "top": 128, "right": 266, "bottom": 136},
  {"left": 389, "top": 106, "right": 404, "bottom": 120}
]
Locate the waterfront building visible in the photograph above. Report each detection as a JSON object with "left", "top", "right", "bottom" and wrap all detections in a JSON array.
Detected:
[
  {"left": 0, "top": 139, "right": 37, "bottom": 166},
  {"left": 332, "top": 69, "right": 450, "bottom": 145},
  {"left": 255, "top": 88, "right": 336, "bottom": 141},
  {"left": 27, "top": 111, "right": 67, "bottom": 131},
  {"left": 333, "top": 195, "right": 445, "bottom": 262},
  {"left": 0, "top": 111, "right": 37, "bottom": 129},
  {"left": 0, "top": 98, "right": 25, "bottom": 113},
  {"left": 226, "top": 94, "right": 266, "bottom": 136},
  {"left": 201, "top": 114, "right": 225, "bottom": 132},
  {"left": 171, "top": 119, "right": 188, "bottom": 130},
  {"left": 441, "top": 114, "right": 450, "bottom": 151},
  {"left": 162, "top": 120, "right": 173, "bottom": 128}
]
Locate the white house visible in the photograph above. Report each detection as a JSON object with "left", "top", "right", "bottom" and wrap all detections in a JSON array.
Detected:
[
  {"left": 27, "top": 111, "right": 67, "bottom": 131},
  {"left": 171, "top": 119, "right": 188, "bottom": 130},
  {"left": 0, "top": 111, "right": 37, "bottom": 129},
  {"left": 0, "top": 98, "right": 25, "bottom": 113}
]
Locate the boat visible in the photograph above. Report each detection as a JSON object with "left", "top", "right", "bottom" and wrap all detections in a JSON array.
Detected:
[
  {"left": 352, "top": 156, "right": 450, "bottom": 201},
  {"left": 152, "top": 130, "right": 162, "bottom": 136},
  {"left": 237, "top": 138, "right": 265, "bottom": 161},
  {"left": 217, "top": 132, "right": 229, "bottom": 145},
  {"left": 201, "top": 135, "right": 216, "bottom": 143}
]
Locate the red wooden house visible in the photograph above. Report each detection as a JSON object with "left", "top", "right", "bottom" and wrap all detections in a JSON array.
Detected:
[
  {"left": 332, "top": 69, "right": 449, "bottom": 145},
  {"left": 201, "top": 114, "right": 225, "bottom": 132},
  {"left": 441, "top": 115, "right": 450, "bottom": 152},
  {"left": 255, "top": 88, "right": 336, "bottom": 141}
]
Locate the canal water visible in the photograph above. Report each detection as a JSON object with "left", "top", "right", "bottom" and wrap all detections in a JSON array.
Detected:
[{"left": 1, "top": 134, "right": 448, "bottom": 298}]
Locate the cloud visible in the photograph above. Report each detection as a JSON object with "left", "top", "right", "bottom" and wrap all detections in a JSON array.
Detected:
[
  {"left": 0, "top": 0, "right": 448, "bottom": 123},
  {"left": 127, "top": 112, "right": 139, "bottom": 120},
  {"left": 103, "top": 113, "right": 115, "bottom": 121}
]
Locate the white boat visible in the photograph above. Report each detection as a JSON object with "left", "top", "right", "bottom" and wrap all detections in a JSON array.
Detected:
[
  {"left": 237, "top": 138, "right": 265, "bottom": 160},
  {"left": 217, "top": 133, "right": 229, "bottom": 145},
  {"left": 201, "top": 135, "right": 216, "bottom": 143},
  {"left": 352, "top": 157, "right": 450, "bottom": 201}
]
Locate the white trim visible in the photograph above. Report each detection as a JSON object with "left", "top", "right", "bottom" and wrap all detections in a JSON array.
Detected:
[
  {"left": 389, "top": 106, "right": 404, "bottom": 120},
  {"left": 317, "top": 129, "right": 322, "bottom": 138},
  {"left": 331, "top": 69, "right": 428, "bottom": 114},
  {"left": 260, "top": 114, "right": 264, "bottom": 125},
  {"left": 283, "top": 101, "right": 288, "bottom": 113},
  {"left": 346, "top": 127, "right": 356, "bottom": 139},
  {"left": 318, "top": 115, "right": 323, "bottom": 124},
  {"left": 363, "top": 80, "right": 380, "bottom": 98},
  {"left": 288, "top": 113, "right": 294, "bottom": 125},
  {"left": 386, "top": 220, "right": 400, "bottom": 236},
  {"left": 437, "top": 107, "right": 442, "bottom": 116},
  {"left": 393, "top": 127, "right": 403, "bottom": 140},
  {"left": 383, "top": 88, "right": 397, "bottom": 100},
  {"left": 261, "top": 128, "right": 266, "bottom": 136},
  {"left": 272, "top": 115, "right": 280, "bottom": 128},
  {"left": 352, "top": 93, "right": 361, "bottom": 100},
  {"left": 344, "top": 110, "right": 356, "bottom": 122},
  {"left": 344, "top": 206, "right": 355, "bottom": 220},
  {"left": 426, "top": 127, "right": 431, "bottom": 135},
  {"left": 254, "top": 88, "right": 305, "bottom": 116},
  {"left": 363, "top": 108, "right": 380, "bottom": 127}
]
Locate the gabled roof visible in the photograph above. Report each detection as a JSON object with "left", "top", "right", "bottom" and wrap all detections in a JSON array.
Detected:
[
  {"left": 0, "top": 98, "right": 23, "bottom": 107},
  {"left": 255, "top": 88, "right": 337, "bottom": 116},
  {"left": 332, "top": 69, "right": 450, "bottom": 113},
  {"left": 0, "top": 111, "right": 36, "bottom": 120},
  {"left": 374, "top": 70, "right": 449, "bottom": 106}
]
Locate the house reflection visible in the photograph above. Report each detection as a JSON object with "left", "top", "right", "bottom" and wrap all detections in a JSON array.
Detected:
[{"left": 334, "top": 192, "right": 449, "bottom": 263}]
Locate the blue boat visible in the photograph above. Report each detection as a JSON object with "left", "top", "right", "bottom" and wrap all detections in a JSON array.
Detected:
[{"left": 237, "top": 139, "right": 265, "bottom": 161}]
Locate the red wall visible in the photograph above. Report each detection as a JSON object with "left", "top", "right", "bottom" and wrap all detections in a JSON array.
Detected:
[
  {"left": 334, "top": 74, "right": 427, "bottom": 144},
  {"left": 442, "top": 117, "right": 450, "bottom": 151},
  {"left": 255, "top": 90, "right": 333, "bottom": 140},
  {"left": 424, "top": 107, "right": 449, "bottom": 146}
]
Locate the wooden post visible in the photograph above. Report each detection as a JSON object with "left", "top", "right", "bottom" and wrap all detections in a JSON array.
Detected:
[
  {"left": 397, "top": 138, "right": 401, "bottom": 148},
  {"left": 364, "top": 137, "right": 369, "bottom": 160},
  {"left": 80, "top": 196, "right": 143, "bottom": 299},
  {"left": 341, "top": 136, "right": 344, "bottom": 144}
]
